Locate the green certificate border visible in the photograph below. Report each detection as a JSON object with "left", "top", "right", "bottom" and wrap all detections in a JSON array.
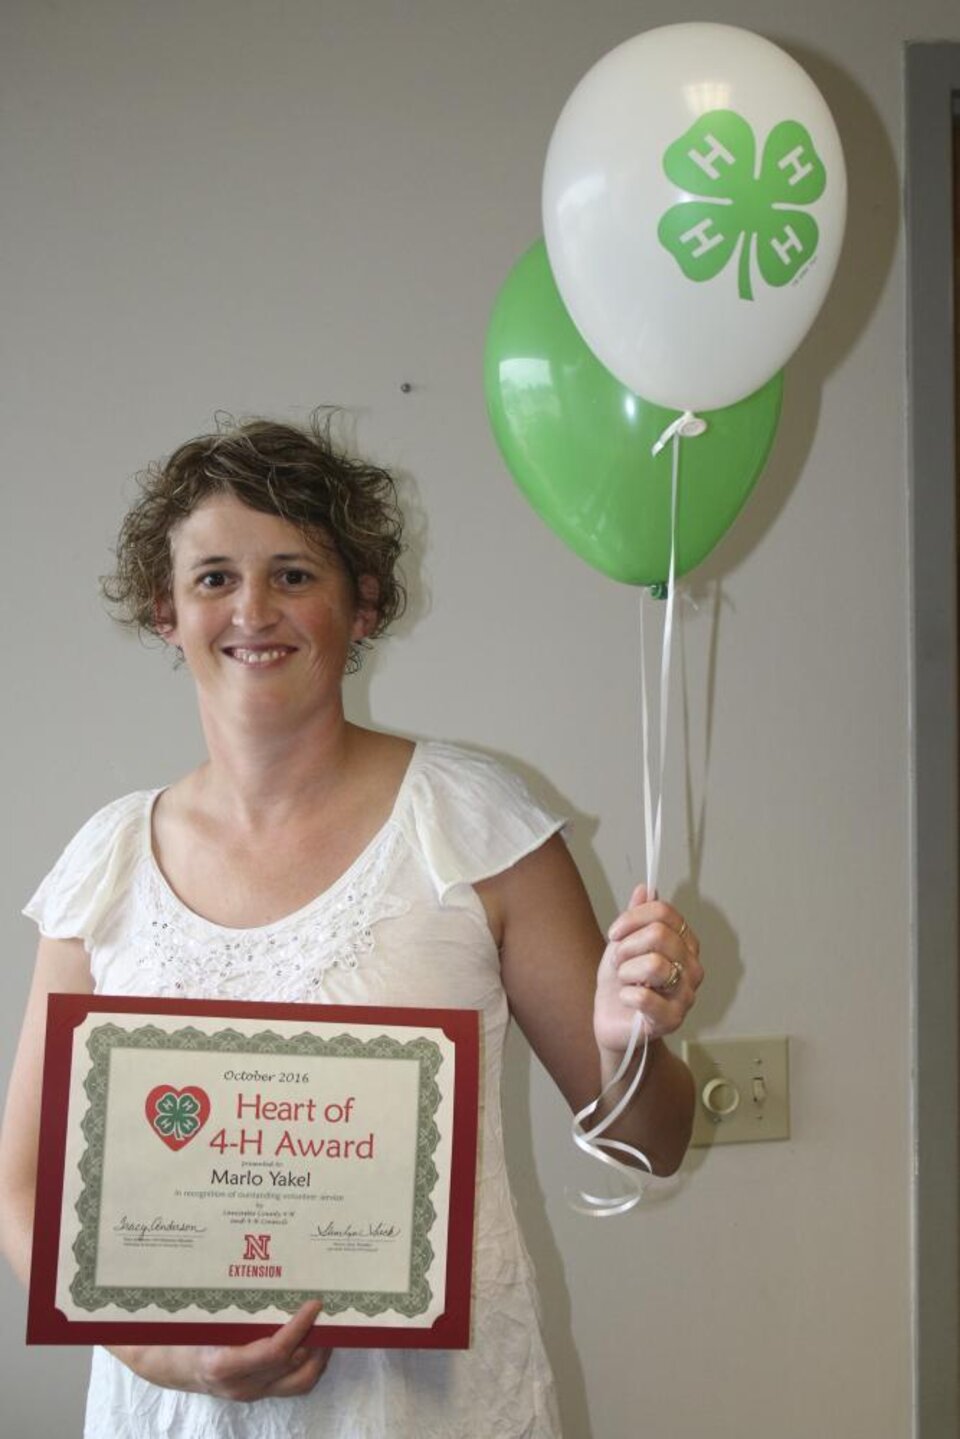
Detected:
[{"left": 71, "top": 1024, "right": 442, "bottom": 1319}]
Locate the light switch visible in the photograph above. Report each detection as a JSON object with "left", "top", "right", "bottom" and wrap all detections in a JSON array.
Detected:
[{"left": 682, "top": 1037, "right": 790, "bottom": 1146}]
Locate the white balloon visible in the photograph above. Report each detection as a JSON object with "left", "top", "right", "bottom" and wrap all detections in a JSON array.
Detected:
[{"left": 542, "top": 23, "right": 847, "bottom": 411}]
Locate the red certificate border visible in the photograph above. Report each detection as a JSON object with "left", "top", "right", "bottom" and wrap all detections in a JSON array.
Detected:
[{"left": 28, "top": 995, "right": 479, "bottom": 1349}]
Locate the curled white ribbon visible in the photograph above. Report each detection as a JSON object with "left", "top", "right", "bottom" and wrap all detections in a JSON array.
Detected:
[
  {"left": 570, "top": 412, "right": 702, "bottom": 1216},
  {"left": 570, "top": 1017, "right": 653, "bottom": 1216}
]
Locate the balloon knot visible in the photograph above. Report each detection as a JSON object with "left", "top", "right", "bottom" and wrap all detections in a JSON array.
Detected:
[
  {"left": 651, "top": 410, "right": 707, "bottom": 457},
  {"left": 649, "top": 581, "right": 669, "bottom": 601}
]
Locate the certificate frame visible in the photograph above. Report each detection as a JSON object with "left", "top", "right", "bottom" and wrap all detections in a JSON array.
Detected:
[{"left": 28, "top": 995, "right": 479, "bottom": 1349}]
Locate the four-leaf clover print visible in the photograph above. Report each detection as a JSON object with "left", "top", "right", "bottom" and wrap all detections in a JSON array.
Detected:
[
  {"left": 154, "top": 1090, "right": 202, "bottom": 1140},
  {"left": 145, "top": 1084, "right": 211, "bottom": 1150},
  {"left": 658, "top": 110, "right": 827, "bottom": 301}
]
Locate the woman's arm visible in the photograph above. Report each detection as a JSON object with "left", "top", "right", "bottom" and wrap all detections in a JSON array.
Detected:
[
  {"left": 0, "top": 936, "right": 94, "bottom": 1285},
  {"left": 0, "top": 936, "right": 330, "bottom": 1400},
  {"left": 477, "top": 835, "right": 701, "bottom": 1176}
]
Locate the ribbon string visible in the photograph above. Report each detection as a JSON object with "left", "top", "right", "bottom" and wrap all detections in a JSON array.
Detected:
[{"left": 570, "top": 412, "right": 696, "bottom": 1216}]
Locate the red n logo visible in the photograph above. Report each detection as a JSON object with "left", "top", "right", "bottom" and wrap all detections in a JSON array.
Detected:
[{"left": 243, "top": 1233, "right": 271, "bottom": 1261}]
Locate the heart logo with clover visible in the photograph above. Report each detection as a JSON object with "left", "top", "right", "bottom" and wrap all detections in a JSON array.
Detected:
[
  {"left": 658, "top": 109, "right": 827, "bottom": 302},
  {"left": 145, "top": 1085, "right": 211, "bottom": 1151}
]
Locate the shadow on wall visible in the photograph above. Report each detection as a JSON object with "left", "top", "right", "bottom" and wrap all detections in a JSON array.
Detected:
[{"left": 668, "top": 44, "right": 899, "bottom": 1180}]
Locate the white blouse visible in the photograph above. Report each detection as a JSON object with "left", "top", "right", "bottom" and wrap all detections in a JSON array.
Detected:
[{"left": 25, "top": 741, "right": 566, "bottom": 1439}]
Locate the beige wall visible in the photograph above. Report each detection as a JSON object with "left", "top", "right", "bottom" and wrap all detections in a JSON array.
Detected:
[{"left": 2, "top": 2, "right": 954, "bottom": 1435}]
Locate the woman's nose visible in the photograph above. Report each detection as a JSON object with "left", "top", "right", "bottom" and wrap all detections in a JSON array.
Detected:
[{"left": 232, "top": 579, "right": 279, "bottom": 630}]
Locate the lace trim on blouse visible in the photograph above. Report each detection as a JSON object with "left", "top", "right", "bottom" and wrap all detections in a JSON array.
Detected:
[{"left": 124, "top": 825, "right": 409, "bottom": 1003}]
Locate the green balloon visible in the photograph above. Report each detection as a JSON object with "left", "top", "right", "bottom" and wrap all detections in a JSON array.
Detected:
[{"left": 484, "top": 241, "right": 783, "bottom": 586}]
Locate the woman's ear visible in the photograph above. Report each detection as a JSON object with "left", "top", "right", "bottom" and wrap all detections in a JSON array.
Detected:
[
  {"left": 153, "top": 596, "right": 178, "bottom": 644},
  {"left": 352, "top": 576, "right": 380, "bottom": 641}
]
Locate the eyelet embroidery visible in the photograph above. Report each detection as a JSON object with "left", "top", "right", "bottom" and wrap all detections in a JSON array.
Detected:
[{"left": 128, "top": 828, "right": 409, "bottom": 1002}]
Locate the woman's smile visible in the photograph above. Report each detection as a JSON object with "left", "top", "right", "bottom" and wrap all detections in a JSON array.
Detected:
[{"left": 222, "top": 645, "right": 299, "bottom": 668}]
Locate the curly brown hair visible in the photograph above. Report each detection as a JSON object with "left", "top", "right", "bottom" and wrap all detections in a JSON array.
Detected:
[{"left": 102, "top": 411, "right": 406, "bottom": 671}]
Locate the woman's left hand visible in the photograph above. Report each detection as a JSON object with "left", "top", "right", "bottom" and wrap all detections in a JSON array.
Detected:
[{"left": 594, "top": 884, "right": 703, "bottom": 1056}]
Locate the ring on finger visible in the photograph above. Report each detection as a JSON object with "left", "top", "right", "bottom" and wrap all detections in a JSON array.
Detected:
[{"left": 660, "top": 958, "right": 683, "bottom": 994}]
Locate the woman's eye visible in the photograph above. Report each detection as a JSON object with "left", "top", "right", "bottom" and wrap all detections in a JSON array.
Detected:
[
  {"left": 279, "top": 569, "right": 312, "bottom": 587},
  {"left": 198, "top": 572, "right": 229, "bottom": 589}
]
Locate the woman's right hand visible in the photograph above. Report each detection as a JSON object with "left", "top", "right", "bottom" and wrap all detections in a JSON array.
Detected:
[{"left": 108, "top": 1299, "right": 331, "bottom": 1401}]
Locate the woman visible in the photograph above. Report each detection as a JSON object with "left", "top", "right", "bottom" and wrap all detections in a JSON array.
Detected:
[{"left": 0, "top": 413, "right": 702, "bottom": 1437}]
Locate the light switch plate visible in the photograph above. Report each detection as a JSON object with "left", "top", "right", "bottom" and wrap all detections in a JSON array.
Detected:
[{"left": 682, "top": 1037, "right": 790, "bottom": 1146}]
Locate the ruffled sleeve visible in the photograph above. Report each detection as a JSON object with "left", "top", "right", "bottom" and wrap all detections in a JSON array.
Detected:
[
  {"left": 398, "top": 742, "right": 566, "bottom": 902},
  {"left": 22, "top": 791, "right": 154, "bottom": 948}
]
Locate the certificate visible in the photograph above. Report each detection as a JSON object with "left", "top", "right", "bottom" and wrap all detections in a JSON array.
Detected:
[{"left": 28, "top": 996, "right": 479, "bottom": 1348}]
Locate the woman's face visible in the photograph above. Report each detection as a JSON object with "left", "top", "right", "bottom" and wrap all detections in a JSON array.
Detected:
[{"left": 160, "top": 494, "right": 372, "bottom": 723}]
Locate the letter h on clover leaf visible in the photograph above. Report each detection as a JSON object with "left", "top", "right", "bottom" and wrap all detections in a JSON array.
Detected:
[{"left": 657, "top": 110, "right": 827, "bottom": 301}]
